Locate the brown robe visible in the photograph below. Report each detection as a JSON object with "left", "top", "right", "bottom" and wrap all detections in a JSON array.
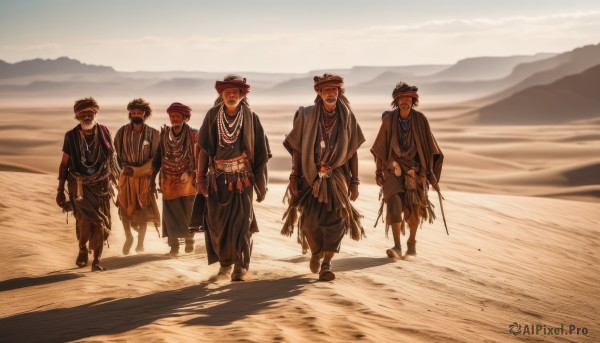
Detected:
[
  {"left": 370, "top": 108, "right": 444, "bottom": 234},
  {"left": 282, "top": 100, "right": 365, "bottom": 254},
  {"left": 62, "top": 124, "right": 119, "bottom": 255},
  {"left": 114, "top": 123, "right": 160, "bottom": 228},
  {"left": 198, "top": 104, "right": 271, "bottom": 269}
]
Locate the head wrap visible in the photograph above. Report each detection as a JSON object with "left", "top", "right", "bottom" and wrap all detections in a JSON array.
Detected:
[
  {"left": 73, "top": 97, "right": 99, "bottom": 117},
  {"left": 314, "top": 74, "right": 344, "bottom": 92},
  {"left": 215, "top": 74, "right": 250, "bottom": 95},
  {"left": 127, "top": 98, "right": 152, "bottom": 119},
  {"left": 392, "top": 82, "right": 419, "bottom": 100},
  {"left": 166, "top": 102, "right": 192, "bottom": 120}
]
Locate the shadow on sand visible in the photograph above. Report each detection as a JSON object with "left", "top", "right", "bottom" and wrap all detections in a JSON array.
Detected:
[
  {"left": 0, "top": 273, "right": 83, "bottom": 292},
  {"left": 100, "top": 254, "right": 172, "bottom": 270},
  {"left": 0, "top": 276, "right": 311, "bottom": 342}
]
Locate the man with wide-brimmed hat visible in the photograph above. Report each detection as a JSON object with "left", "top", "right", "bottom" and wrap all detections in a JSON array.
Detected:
[
  {"left": 281, "top": 73, "right": 366, "bottom": 281},
  {"left": 196, "top": 74, "right": 270, "bottom": 281},
  {"left": 114, "top": 98, "right": 160, "bottom": 255},
  {"left": 152, "top": 102, "right": 198, "bottom": 256},
  {"left": 56, "top": 97, "right": 120, "bottom": 271},
  {"left": 371, "top": 82, "right": 444, "bottom": 258}
]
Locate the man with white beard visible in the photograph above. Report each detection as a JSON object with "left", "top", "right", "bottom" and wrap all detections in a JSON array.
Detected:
[{"left": 56, "top": 97, "right": 120, "bottom": 271}]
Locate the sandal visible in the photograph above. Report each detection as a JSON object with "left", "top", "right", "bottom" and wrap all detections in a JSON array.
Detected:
[
  {"left": 75, "top": 248, "right": 88, "bottom": 267},
  {"left": 319, "top": 263, "right": 335, "bottom": 281}
]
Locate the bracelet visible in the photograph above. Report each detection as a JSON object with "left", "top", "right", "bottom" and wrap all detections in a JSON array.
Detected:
[
  {"left": 350, "top": 177, "right": 360, "bottom": 185},
  {"left": 289, "top": 173, "right": 298, "bottom": 181}
]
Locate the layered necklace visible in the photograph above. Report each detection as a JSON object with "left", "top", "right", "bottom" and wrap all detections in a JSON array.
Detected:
[
  {"left": 319, "top": 105, "right": 337, "bottom": 151},
  {"left": 217, "top": 105, "right": 243, "bottom": 148},
  {"left": 78, "top": 126, "right": 103, "bottom": 175},
  {"left": 162, "top": 124, "right": 192, "bottom": 175}
]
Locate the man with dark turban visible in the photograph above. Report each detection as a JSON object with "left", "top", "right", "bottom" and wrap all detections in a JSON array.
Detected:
[
  {"left": 56, "top": 97, "right": 120, "bottom": 271},
  {"left": 114, "top": 98, "right": 160, "bottom": 255},
  {"left": 152, "top": 102, "right": 198, "bottom": 256},
  {"left": 281, "top": 73, "right": 365, "bottom": 281},
  {"left": 196, "top": 74, "right": 270, "bottom": 281},
  {"left": 371, "top": 82, "right": 444, "bottom": 257}
]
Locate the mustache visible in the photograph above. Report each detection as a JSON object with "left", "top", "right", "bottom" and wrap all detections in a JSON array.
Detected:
[{"left": 131, "top": 117, "right": 144, "bottom": 124}]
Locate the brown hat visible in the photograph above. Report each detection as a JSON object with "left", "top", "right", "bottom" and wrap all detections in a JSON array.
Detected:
[
  {"left": 314, "top": 73, "right": 344, "bottom": 92},
  {"left": 73, "top": 97, "right": 99, "bottom": 119},
  {"left": 127, "top": 98, "right": 152, "bottom": 119},
  {"left": 392, "top": 82, "right": 419, "bottom": 100},
  {"left": 166, "top": 102, "right": 192, "bottom": 120},
  {"left": 215, "top": 74, "right": 250, "bottom": 95}
]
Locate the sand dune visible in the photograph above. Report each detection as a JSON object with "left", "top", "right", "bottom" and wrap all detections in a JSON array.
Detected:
[{"left": 0, "top": 172, "right": 598, "bottom": 342}]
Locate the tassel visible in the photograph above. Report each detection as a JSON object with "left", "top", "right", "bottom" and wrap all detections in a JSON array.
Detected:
[
  {"left": 213, "top": 178, "right": 218, "bottom": 192},
  {"left": 236, "top": 175, "right": 242, "bottom": 190},
  {"left": 244, "top": 176, "right": 251, "bottom": 187},
  {"left": 228, "top": 181, "right": 233, "bottom": 191}
]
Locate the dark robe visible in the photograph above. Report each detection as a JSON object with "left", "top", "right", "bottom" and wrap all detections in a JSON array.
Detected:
[
  {"left": 198, "top": 104, "right": 271, "bottom": 269},
  {"left": 62, "top": 124, "right": 119, "bottom": 253},
  {"left": 282, "top": 100, "right": 366, "bottom": 255},
  {"left": 370, "top": 108, "right": 444, "bottom": 234}
]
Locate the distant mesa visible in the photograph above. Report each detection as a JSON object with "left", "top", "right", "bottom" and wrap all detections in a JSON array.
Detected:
[
  {"left": 0, "top": 56, "right": 115, "bottom": 79},
  {"left": 476, "top": 64, "right": 600, "bottom": 124}
]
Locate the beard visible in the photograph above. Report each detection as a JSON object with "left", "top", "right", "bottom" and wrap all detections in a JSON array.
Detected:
[
  {"left": 131, "top": 117, "right": 144, "bottom": 125},
  {"left": 324, "top": 97, "right": 337, "bottom": 105},
  {"left": 79, "top": 118, "right": 96, "bottom": 131},
  {"left": 226, "top": 99, "right": 239, "bottom": 107},
  {"left": 399, "top": 103, "right": 411, "bottom": 111}
]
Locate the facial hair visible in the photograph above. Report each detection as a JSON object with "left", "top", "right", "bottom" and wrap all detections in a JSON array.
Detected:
[
  {"left": 324, "top": 97, "right": 337, "bottom": 105},
  {"left": 131, "top": 117, "right": 144, "bottom": 125},
  {"left": 80, "top": 118, "right": 96, "bottom": 131}
]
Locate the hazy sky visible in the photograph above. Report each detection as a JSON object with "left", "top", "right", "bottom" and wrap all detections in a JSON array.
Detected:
[{"left": 1, "top": 0, "right": 599, "bottom": 72}]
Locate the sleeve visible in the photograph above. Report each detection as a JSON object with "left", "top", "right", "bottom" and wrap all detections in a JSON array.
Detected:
[
  {"left": 198, "top": 111, "right": 214, "bottom": 156},
  {"left": 282, "top": 108, "right": 304, "bottom": 155},
  {"left": 152, "top": 140, "right": 162, "bottom": 171},
  {"left": 251, "top": 113, "right": 271, "bottom": 194},
  {"left": 62, "top": 131, "right": 72, "bottom": 156}
]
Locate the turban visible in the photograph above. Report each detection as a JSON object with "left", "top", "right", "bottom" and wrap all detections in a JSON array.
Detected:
[
  {"left": 167, "top": 102, "right": 192, "bottom": 120},
  {"left": 127, "top": 98, "right": 152, "bottom": 118},
  {"left": 314, "top": 74, "right": 344, "bottom": 92},
  {"left": 73, "top": 97, "right": 99, "bottom": 117},
  {"left": 392, "top": 82, "right": 419, "bottom": 100},
  {"left": 215, "top": 77, "right": 250, "bottom": 95}
]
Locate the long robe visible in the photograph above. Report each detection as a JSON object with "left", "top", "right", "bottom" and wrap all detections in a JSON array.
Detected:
[
  {"left": 62, "top": 124, "right": 118, "bottom": 253},
  {"left": 282, "top": 100, "right": 365, "bottom": 254},
  {"left": 198, "top": 104, "right": 270, "bottom": 269},
  {"left": 370, "top": 108, "right": 444, "bottom": 234},
  {"left": 114, "top": 123, "right": 160, "bottom": 228},
  {"left": 152, "top": 123, "right": 197, "bottom": 245}
]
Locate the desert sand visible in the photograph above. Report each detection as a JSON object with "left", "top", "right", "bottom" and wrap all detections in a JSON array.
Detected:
[{"left": 0, "top": 99, "right": 599, "bottom": 342}]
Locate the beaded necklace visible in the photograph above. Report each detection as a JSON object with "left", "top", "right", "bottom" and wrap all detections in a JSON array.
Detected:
[
  {"left": 318, "top": 105, "right": 337, "bottom": 151},
  {"left": 217, "top": 105, "right": 243, "bottom": 148},
  {"left": 78, "top": 126, "right": 103, "bottom": 174},
  {"left": 162, "top": 125, "right": 192, "bottom": 175}
]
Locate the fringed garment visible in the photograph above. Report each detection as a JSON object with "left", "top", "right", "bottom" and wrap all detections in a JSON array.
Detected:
[
  {"left": 370, "top": 108, "right": 444, "bottom": 236},
  {"left": 281, "top": 100, "right": 366, "bottom": 255}
]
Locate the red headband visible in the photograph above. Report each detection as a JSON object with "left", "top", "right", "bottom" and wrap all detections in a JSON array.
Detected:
[{"left": 215, "top": 79, "right": 250, "bottom": 95}]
